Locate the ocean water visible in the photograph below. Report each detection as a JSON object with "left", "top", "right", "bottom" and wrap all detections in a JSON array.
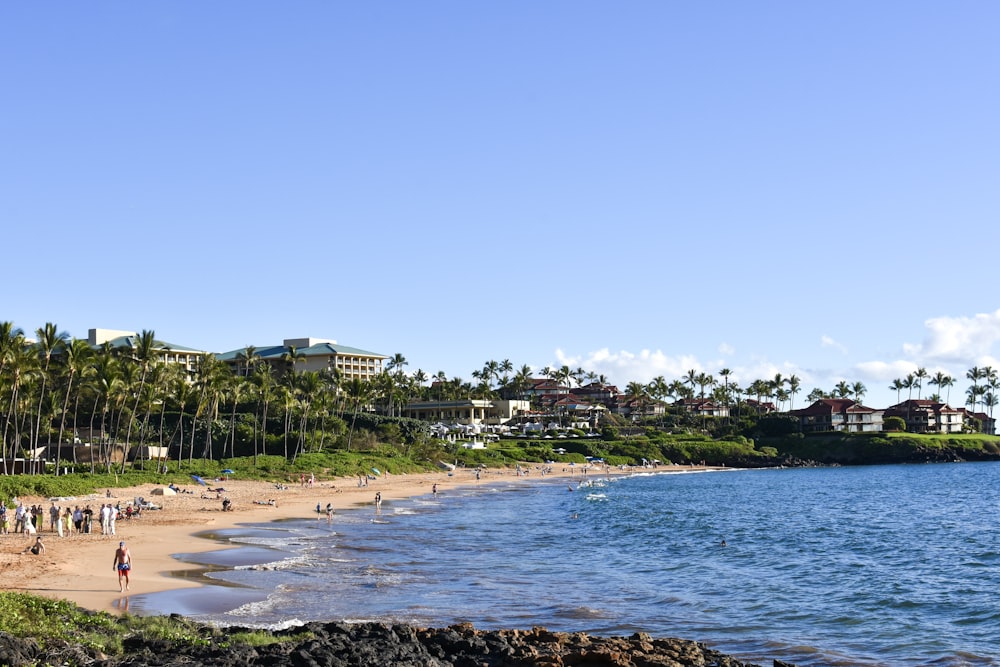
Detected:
[{"left": 134, "top": 463, "right": 1000, "bottom": 667}]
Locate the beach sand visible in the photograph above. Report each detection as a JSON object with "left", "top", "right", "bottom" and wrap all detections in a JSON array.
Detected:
[{"left": 0, "top": 464, "right": 700, "bottom": 615}]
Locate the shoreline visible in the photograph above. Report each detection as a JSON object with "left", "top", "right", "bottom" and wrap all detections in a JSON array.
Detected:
[{"left": 4, "top": 463, "right": 710, "bottom": 615}]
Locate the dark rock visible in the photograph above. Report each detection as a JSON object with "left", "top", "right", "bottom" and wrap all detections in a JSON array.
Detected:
[{"left": 9, "top": 621, "right": 792, "bottom": 667}]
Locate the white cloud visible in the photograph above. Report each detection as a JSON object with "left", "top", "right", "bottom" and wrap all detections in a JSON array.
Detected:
[
  {"left": 718, "top": 342, "right": 735, "bottom": 356},
  {"left": 853, "top": 359, "right": 918, "bottom": 382},
  {"left": 903, "top": 309, "right": 1000, "bottom": 363},
  {"left": 821, "top": 335, "right": 848, "bottom": 354},
  {"left": 555, "top": 348, "right": 700, "bottom": 385}
]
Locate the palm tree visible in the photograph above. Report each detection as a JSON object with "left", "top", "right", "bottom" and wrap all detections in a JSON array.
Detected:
[
  {"left": 624, "top": 381, "right": 649, "bottom": 426},
  {"left": 985, "top": 391, "right": 999, "bottom": 419},
  {"left": 53, "top": 338, "right": 94, "bottom": 475},
  {"left": 2, "top": 341, "right": 36, "bottom": 470},
  {"left": 92, "top": 351, "right": 123, "bottom": 472},
  {"left": 913, "top": 367, "right": 928, "bottom": 399},
  {"left": 966, "top": 384, "right": 985, "bottom": 413},
  {"left": 889, "top": 378, "right": 904, "bottom": 404},
  {"left": 941, "top": 374, "right": 955, "bottom": 404},
  {"left": 0, "top": 323, "right": 26, "bottom": 471},
  {"left": 251, "top": 363, "right": 276, "bottom": 461},
  {"left": 512, "top": 365, "right": 533, "bottom": 400},
  {"left": 902, "top": 374, "right": 915, "bottom": 401},
  {"left": 344, "top": 377, "right": 370, "bottom": 452},
  {"left": 280, "top": 346, "right": 304, "bottom": 379},
  {"left": 788, "top": 375, "right": 801, "bottom": 411},
  {"left": 852, "top": 381, "right": 867, "bottom": 404},
  {"left": 834, "top": 381, "right": 852, "bottom": 399},
  {"left": 32, "top": 322, "right": 69, "bottom": 449},
  {"left": 966, "top": 366, "right": 983, "bottom": 406},
  {"left": 684, "top": 369, "right": 698, "bottom": 396},
  {"left": 718, "top": 368, "right": 732, "bottom": 422},
  {"left": 235, "top": 345, "right": 260, "bottom": 377},
  {"left": 386, "top": 353, "right": 408, "bottom": 377},
  {"left": 121, "top": 330, "right": 159, "bottom": 469},
  {"left": 695, "top": 373, "right": 715, "bottom": 400},
  {"left": 928, "top": 372, "right": 953, "bottom": 405},
  {"left": 807, "top": 387, "right": 829, "bottom": 402}
]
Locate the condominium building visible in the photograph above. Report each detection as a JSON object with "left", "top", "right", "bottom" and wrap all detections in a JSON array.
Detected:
[
  {"left": 216, "top": 337, "right": 386, "bottom": 381},
  {"left": 88, "top": 328, "right": 207, "bottom": 378}
]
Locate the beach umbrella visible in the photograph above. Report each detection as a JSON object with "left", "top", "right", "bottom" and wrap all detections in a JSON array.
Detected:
[
  {"left": 370, "top": 467, "right": 381, "bottom": 476},
  {"left": 191, "top": 474, "right": 207, "bottom": 486}
]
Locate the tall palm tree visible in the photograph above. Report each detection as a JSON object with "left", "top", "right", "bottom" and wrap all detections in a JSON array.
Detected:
[
  {"left": 344, "top": 377, "right": 370, "bottom": 452},
  {"left": 53, "top": 338, "right": 94, "bottom": 475},
  {"left": 92, "top": 351, "right": 123, "bottom": 473},
  {"left": 32, "top": 322, "right": 69, "bottom": 449},
  {"left": 902, "top": 374, "right": 915, "bottom": 401},
  {"left": 280, "top": 346, "right": 304, "bottom": 380},
  {"left": 788, "top": 375, "right": 801, "bottom": 411},
  {"left": 889, "top": 378, "right": 904, "bottom": 404},
  {"left": 852, "top": 381, "right": 867, "bottom": 404},
  {"left": 718, "top": 368, "right": 732, "bottom": 422},
  {"left": 252, "top": 363, "right": 276, "bottom": 461},
  {"left": 121, "top": 330, "right": 159, "bottom": 468},
  {"left": 235, "top": 345, "right": 260, "bottom": 377},
  {"left": 913, "top": 367, "right": 928, "bottom": 399},
  {"left": 2, "top": 341, "right": 36, "bottom": 470},
  {"left": 684, "top": 369, "right": 698, "bottom": 396},
  {"left": 834, "top": 380, "right": 852, "bottom": 399},
  {"left": 0, "top": 323, "right": 27, "bottom": 471},
  {"left": 928, "top": 372, "right": 953, "bottom": 405},
  {"left": 966, "top": 366, "right": 983, "bottom": 406},
  {"left": 386, "top": 353, "right": 408, "bottom": 376},
  {"left": 498, "top": 359, "right": 514, "bottom": 390}
]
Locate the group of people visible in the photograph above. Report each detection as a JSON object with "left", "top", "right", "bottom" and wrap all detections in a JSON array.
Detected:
[
  {"left": 1, "top": 499, "right": 143, "bottom": 540},
  {"left": 0, "top": 501, "right": 43, "bottom": 535}
]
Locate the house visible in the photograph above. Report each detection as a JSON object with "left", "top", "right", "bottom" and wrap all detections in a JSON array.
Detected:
[
  {"left": 615, "top": 396, "right": 666, "bottom": 418},
  {"left": 551, "top": 396, "right": 607, "bottom": 423},
  {"left": 217, "top": 337, "right": 386, "bottom": 381},
  {"left": 569, "top": 382, "right": 620, "bottom": 404},
  {"left": 789, "top": 399, "right": 884, "bottom": 433},
  {"left": 521, "top": 379, "right": 570, "bottom": 398},
  {"left": 744, "top": 399, "right": 777, "bottom": 414},
  {"left": 674, "top": 398, "right": 729, "bottom": 418},
  {"left": 88, "top": 328, "right": 208, "bottom": 379},
  {"left": 883, "top": 400, "right": 963, "bottom": 434},
  {"left": 957, "top": 408, "right": 996, "bottom": 435},
  {"left": 401, "top": 399, "right": 530, "bottom": 426}
]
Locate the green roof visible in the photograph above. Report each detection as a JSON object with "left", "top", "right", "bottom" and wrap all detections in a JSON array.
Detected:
[
  {"left": 216, "top": 342, "right": 386, "bottom": 362},
  {"left": 94, "top": 335, "right": 205, "bottom": 354}
]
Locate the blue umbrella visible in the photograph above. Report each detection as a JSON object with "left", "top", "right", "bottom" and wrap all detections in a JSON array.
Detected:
[
  {"left": 191, "top": 474, "right": 207, "bottom": 486},
  {"left": 221, "top": 469, "right": 234, "bottom": 474}
]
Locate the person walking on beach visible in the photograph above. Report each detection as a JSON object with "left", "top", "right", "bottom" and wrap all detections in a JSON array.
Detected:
[{"left": 113, "top": 541, "right": 132, "bottom": 592}]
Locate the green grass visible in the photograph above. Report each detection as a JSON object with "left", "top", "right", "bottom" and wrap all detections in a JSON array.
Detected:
[{"left": 0, "top": 591, "right": 313, "bottom": 659}]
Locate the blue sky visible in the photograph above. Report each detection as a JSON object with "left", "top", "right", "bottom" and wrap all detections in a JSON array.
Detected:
[{"left": 3, "top": 2, "right": 999, "bottom": 409}]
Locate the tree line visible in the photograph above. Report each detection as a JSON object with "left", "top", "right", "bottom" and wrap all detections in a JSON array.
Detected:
[{"left": 4, "top": 321, "right": 999, "bottom": 476}]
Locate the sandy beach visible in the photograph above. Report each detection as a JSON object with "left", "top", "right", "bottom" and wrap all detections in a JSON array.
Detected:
[{"left": 2, "top": 463, "right": 646, "bottom": 615}]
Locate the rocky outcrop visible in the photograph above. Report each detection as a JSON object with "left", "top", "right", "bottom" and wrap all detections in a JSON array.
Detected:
[{"left": 0, "top": 621, "right": 792, "bottom": 667}]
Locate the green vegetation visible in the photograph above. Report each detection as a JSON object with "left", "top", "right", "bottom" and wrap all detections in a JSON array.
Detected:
[
  {"left": 1, "top": 320, "right": 999, "bottom": 497},
  {"left": 0, "top": 591, "right": 309, "bottom": 657}
]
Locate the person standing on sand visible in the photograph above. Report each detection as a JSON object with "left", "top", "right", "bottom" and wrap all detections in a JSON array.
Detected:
[{"left": 113, "top": 540, "right": 132, "bottom": 592}]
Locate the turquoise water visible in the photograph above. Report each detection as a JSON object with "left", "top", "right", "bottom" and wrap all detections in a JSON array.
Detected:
[{"left": 138, "top": 463, "right": 1000, "bottom": 666}]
